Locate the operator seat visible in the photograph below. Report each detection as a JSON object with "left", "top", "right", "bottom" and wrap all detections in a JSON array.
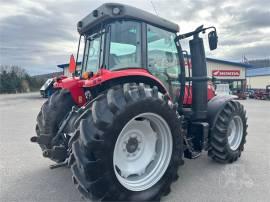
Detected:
[{"left": 109, "top": 54, "right": 119, "bottom": 69}]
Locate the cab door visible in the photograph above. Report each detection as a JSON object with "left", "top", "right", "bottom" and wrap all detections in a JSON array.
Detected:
[{"left": 146, "top": 24, "right": 180, "bottom": 99}]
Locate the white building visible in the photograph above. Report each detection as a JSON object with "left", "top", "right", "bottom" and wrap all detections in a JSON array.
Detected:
[
  {"left": 246, "top": 67, "right": 270, "bottom": 89},
  {"left": 57, "top": 62, "right": 82, "bottom": 77}
]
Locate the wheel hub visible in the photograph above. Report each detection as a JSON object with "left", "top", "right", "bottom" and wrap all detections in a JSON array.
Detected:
[
  {"left": 113, "top": 113, "right": 172, "bottom": 191},
  {"left": 126, "top": 137, "right": 139, "bottom": 153},
  {"left": 227, "top": 115, "right": 243, "bottom": 150}
]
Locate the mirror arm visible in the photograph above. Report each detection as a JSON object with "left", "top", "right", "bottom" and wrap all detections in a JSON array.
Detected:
[{"left": 176, "top": 26, "right": 216, "bottom": 40}]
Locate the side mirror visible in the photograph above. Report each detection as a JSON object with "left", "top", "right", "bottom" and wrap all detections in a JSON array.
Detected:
[
  {"left": 208, "top": 31, "right": 218, "bottom": 50},
  {"left": 68, "top": 54, "right": 76, "bottom": 73}
]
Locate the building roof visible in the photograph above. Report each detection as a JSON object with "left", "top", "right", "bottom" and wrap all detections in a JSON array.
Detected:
[
  {"left": 206, "top": 58, "right": 253, "bottom": 68},
  {"left": 57, "top": 62, "right": 82, "bottom": 69},
  {"left": 246, "top": 67, "right": 270, "bottom": 77},
  {"left": 77, "top": 3, "right": 179, "bottom": 34}
]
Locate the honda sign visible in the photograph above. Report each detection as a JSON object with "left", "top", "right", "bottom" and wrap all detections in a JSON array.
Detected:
[{"left": 212, "top": 70, "right": 240, "bottom": 77}]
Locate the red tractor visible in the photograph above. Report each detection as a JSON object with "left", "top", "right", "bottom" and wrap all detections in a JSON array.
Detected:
[{"left": 31, "top": 3, "right": 247, "bottom": 201}]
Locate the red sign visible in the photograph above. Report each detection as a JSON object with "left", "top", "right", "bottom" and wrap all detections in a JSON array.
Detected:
[{"left": 212, "top": 70, "right": 240, "bottom": 77}]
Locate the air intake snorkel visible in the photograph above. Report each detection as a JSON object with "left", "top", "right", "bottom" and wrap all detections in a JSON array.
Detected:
[{"left": 176, "top": 25, "right": 218, "bottom": 120}]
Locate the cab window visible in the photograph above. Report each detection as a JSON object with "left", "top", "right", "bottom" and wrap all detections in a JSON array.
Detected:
[
  {"left": 108, "top": 21, "right": 142, "bottom": 70},
  {"left": 83, "top": 34, "right": 102, "bottom": 73},
  {"left": 147, "top": 24, "right": 179, "bottom": 78}
]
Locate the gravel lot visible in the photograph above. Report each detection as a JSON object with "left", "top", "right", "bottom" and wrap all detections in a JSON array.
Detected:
[{"left": 0, "top": 92, "right": 270, "bottom": 202}]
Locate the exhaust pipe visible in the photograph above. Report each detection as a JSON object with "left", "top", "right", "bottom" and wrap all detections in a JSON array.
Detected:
[{"left": 189, "top": 28, "right": 208, "bottom": 120}]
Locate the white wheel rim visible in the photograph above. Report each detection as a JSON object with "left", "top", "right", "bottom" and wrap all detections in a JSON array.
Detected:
[
  {"left": 113, "top": 112, "right": 173, "bottom": 191},
  {"left": 227, "top": 115, "right": 243, "bottom": 150}
]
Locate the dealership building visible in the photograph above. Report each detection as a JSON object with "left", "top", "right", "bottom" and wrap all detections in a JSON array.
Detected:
[
  {"left": 204, "top": 58, "right": 248, "bottom": 90},
  {"left": 246, "top": 67, "right": 270, "bottom": 89},
  {"left": 57, "top": 58, "right": 269, "bottom": 89}
]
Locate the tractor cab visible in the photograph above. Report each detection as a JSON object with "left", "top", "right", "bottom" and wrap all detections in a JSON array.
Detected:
[
  {"left": 74, "top": 4, "right": 181, "bottom": 98},
  {"left": 69, "top": 3, "right": 217, "bottom": 111},
  {"left": 57, "top": 2, "right": 219, "bottom": 119},
  {"left": 81, "top": 20, "right": 179, "bottom": 77}
]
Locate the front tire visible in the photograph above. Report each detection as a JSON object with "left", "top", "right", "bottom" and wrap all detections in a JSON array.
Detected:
[
  {"left": 70, "top": 83, "right": 183, "bottom": 201},
  {"left": 36, "top": 89, "right": 75, "bottom": 162},
  {"left": 208, "top": 100, "right": 247, "bottom": 163}
]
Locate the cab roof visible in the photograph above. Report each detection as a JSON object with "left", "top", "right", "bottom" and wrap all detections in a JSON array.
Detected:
[{"left": 77, "top": 3, "right": 179, "bottom": 34}]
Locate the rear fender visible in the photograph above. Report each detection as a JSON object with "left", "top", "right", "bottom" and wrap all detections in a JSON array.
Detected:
[
  {"left": 91, "top": 75, "right": 168, "bottom": 96},
  {"left": 53, "top": 69, "right": 168, "bottom": 106},
  {"left": 83, "top": 68, "right": 168, "bottom": 95},
  {"left": 207, "top": 95, "right": 235, "bottom": 129},
  {"left": 54, "top": 77, "right": 86, "bottom": 106}
]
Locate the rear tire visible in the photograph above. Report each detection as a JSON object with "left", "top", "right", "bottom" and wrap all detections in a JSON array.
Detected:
[
  {"left": 36, "top": 89, "right": 75, "bottom": 162},
  {"left": 70, "top": 83, "right": 183, "bottom": 201},
  {"left": 208, "top": 100, "right": 247, "bottom": 163}
]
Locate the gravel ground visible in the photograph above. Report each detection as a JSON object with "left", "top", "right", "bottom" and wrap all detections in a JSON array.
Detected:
[{"left": 0, "top": 92, "right": 269, "bottom": 202}]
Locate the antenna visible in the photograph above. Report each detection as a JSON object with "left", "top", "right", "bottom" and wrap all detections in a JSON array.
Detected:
[{"left": 150, "top": 1, "right": 159, "bottom": 16}]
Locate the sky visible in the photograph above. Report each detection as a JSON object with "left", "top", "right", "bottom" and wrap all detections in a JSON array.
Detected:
[{"left": 0, "top": 0, "right": 269, "bottom": 75}]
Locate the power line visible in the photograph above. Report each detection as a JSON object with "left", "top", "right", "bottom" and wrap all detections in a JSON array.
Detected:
[{"left": 150, "top": 1, "right": 159, "bottom": 16}]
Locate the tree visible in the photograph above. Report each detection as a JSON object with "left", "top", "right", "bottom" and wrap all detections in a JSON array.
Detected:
[
  {"left": 0, "top": 64, "right": 48, "bottom": 94},
  {"left": 0, "top": 65, "right": 27, "bottom": 93}
]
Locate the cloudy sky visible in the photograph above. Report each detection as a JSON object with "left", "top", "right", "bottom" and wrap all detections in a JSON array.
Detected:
[{"left": 0, "top": 0, "right": 269, "bottom": 75}]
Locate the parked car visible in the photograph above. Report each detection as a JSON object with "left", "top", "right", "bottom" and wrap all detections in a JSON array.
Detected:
[
  {"left": 232, "top": 89, "right": 247, "bottom": 100},
  {"left": 40, "top": 78, "right": 55, "bottom": 98},
  {"left": 254, "top": 85, "right": 270, "bottom": 100},
  {"left": 247, "top": 90, "right": 255, "bottom": 98}
]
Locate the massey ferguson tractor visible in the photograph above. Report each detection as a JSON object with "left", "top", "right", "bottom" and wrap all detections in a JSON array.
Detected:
[{"left": 31, "top": 3, "right": 248, "bottom": 201}]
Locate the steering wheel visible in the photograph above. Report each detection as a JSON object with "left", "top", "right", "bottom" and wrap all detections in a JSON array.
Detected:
[{"left": 162, "top": 67, "right": 180, "bottom": 99}]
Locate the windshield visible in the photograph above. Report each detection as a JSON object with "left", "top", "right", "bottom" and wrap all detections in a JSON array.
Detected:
[
  {"left": 82, "top": 32, "right": 103, "bottom": 73},
  {"left": 108, "top": 21, "right": 142, "bottom": 70}
]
